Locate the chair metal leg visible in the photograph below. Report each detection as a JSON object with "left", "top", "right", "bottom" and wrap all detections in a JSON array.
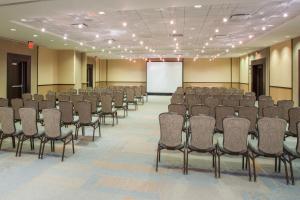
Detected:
[
  {"left": 252, "top": 156, "right": 257, "bottom": 182},
  {"left": 275, "top": 157, "right": 278, "bottom": 172},
  {"left": 71, "top": 135, "right": 75, "bottom": 154},
  {"left": 112, "top": 113, "right": 115, "bottom": 126},
  {"left": 278, "top": 157, "right": 281, "bottom": 173},
  {"left": 156, "top": 145, "right": 160, "bottom": 172},
  {"left": 242, "top": 156, "right": 245, "bottom": 170},
  {"left": 116, "top": 112, "right": 118, "bottom": 124},
  {"left": 92, "top": 127, "right": 96, "bottom": 141},
  {"left": 247, "top": 155, "right": 252, "bottom": 181},
  {"left": 12, "top": 137, "right": 16, "bottom": 148},
  {"left": 18, "top": 138, "right": 25, "bottom": 157},
  {"left": 185, "top": 149, "right": 189, "bottom": 174},
  {"left": 183, "top": 149, "right": 186, "bottom": 175},
  {"left": 15, "top": 136, "right": 21, "bottom": 157},
  {"left": 38, "top": 139, "right": 43, "bottom": 159},
  {"left": 61, "top": 140, "right": 66, "bottom": 162},
  {"left": 218, "top": 154, "right": 221, "bottom": 178},
  {"left": 288, "top": 155, "right": 295, "bottom": 185},
  {"left": 0, "top": 136, "right": 3, "bottom": 150},
  {"left": 41, "top": 140, "right": 46, "bottom": 159},
  {"left": 281, "top": 156, "right": 289, "bottom": 185}
]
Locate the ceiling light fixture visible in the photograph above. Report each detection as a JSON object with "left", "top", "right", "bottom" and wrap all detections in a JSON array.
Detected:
[
  {"left": 283, "top": 13, "right": 288, "bottom": 18},
  {"left": 79, "top": 42, "right": 83, "bottom": 46},
  {"left": 172, "top": 30, "right": 177, "bottom": 34},
  {"left": 122, "top": 22, "right": 127, "bottom": 27},
  {"left": 239, "top": 41, "right": 243, "bottom": 45},
  {"left": 194, "top": 5, "right": 202, "bottom": 8},
  {"left": 96, "top": 34, "right": 99, "bottom": 38},
  {"left": 262, "top": 26, "right": 266, "bottom": 31},
  {"left": 10, "top": 28, "right": 16, "bottom": 32},
  {"left": 223, "top": 18, "right": 228, "bottom": 23},
  {"left": 249, "top": 35, "right": 254, "bottom": 39},
  {"left": 108, "top": 39, "right": 113, "bottom": 44},
  {"left": 215, "top": 28, "right": 219, "bottom": 33},
  {"left": 226, "top": 49, "right": 229, "bottom": 53},
  {"left": 98, "top": 11, "right": 105, "bottom": 15},
  {"left": 21, "top": 18, "right": 27, "bottom": 22},
  {"left": 41, "top": 28, "right": 46, "bottom": 32},
  {"left": 92, "top": 46, "right": 96, "bottom": 50},
  {"left": 170, "top": 20, "right": 174, "bottom": 25},
  {"left": 33, "top": 34, "right": 38, "bottom": 37},
  {"left": 139, "top": 41, "right": 144, "bottom": 45},
  {"left": 205, "top": 42, "right": 209, "bottom": 46},
  {"left": 209, "top": 37, "right": 213, "bottom": 41},
  {"left": 132, "top": 33, "right": 136, "bottom": 37}
]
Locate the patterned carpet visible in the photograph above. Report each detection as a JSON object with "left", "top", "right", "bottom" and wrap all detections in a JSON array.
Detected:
[{"left": 0, "top": 96, "right": 299, "bottom": 200}]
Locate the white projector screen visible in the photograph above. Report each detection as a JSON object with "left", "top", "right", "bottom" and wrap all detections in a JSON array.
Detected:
[{"left": 147, "top": 62, "right": 183, "bottom": 94}]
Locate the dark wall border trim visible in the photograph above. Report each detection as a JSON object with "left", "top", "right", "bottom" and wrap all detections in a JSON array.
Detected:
[
  {"left": 38, "top": 84, "right": 75, "bottom": 86},
  {"left": 269, "top": 86, "right": 292, "bottom": 89},
  {"left": 148, "top": 92, "right": 172, "bottom": 96}
]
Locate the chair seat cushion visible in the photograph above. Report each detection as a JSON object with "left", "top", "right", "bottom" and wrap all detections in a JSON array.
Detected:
[
  {"left": 73, "top": 116, "right": 79, "bottom": 123},
  {"left": 284, "top": 141, "right": 300, "bottom": 157},
  {"left": 248, "top": 138, "right": 259, "bottom": 154},
  {"left": 59, "top": 127, "right": 73, "bottom": 139},
  {"left": 91, "top": 117, "right": 99, "bottom": 124}
]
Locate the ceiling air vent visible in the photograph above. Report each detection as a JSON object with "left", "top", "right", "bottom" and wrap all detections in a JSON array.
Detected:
[
  {"left": 169, "top": 33, "right": 184, "bottom": 37},
  {"left": 229, "top": 13, "right": 251, "bottom": 22}
]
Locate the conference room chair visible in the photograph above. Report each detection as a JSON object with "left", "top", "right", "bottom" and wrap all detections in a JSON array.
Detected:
[
  {"left": 204, "top": 97, "right": 219, "bottom": 118},
  {"left": 58, "top": 94, "right": 70, "bottom": 102},
  {"left": 46, "top": 93, "right": 56, "bottom": 102},
  {"left": 84, "top": 95, "right": 100, "bottom": 115},
  {"left": 59, "top": 101, "right": 79, "bottom": 127},
  {"left": 17, "top": 108, "right": 45, "bottom": 157},
  {"left": 215, "top": 106, "right": 235, "bottom": 133},
  {"left": 68, "top": 88, "right": 77, "bottom": 95},
  {"left": 134, "top": 86, "right": 144, "bottom": 105},
  {"left": 175, "top": 87, "right": 184, "bottom": 95},
  {"left": 22, "top": 93, "right": 32, "bottom": 101},
  {"left": 190, "top": 105, "right": 210, "bottom": 117},
  {"left": 217, "top": 117, "right": 251, "bottom": 180},
  {"left": 11, "top": 98, "right": 23, "bottom": 122},
  {"left": 185, "top": 115, "right": 217, "bottom": 176},
  {"left": 222, "top": 98, "right": 239, "bottom": 111},
  {"left": 114, "top": 91, "right": 128, "bottom": 117},
  {"left": 284, "top": 122, "right": 300, "bottom": 185},
  {"left": 0, "top": 98, "right": 8, "bottom": 107},
  {"left": 126, "top": 87, "right": 138, "bottom": 110},
  {"left": 277, "top": 100, "right": 294, "bottom": 121},
  {"left": 248, "top": 117, "right": 289, "bottom": 184},
  {"left": 185, "top": 94, "right": 199, "bottom": 112},
  {"left": 75, "top": 101, "right": 101, "bottom": 141},
  {"left": 0, "top": 107, "right": 22, "bottom": 151},
  {"left": 100, "top": 94, "right": 118, "bottom": 126},
  {"left": 33, "top": 94, "right": 44, "bottom": 102},
  {"left": 238, "top": 106, "right": 258, "bottom": 137},
  {"left": 185, "top": 87, "right": 194, "bottom": 95},
  {"left": 258, "top": 99, "right": 274, "bottom": 117},
  {"left": 156, "top": 113, "right": 185, "bottom": 174},
  {"left": 170, "top": 94, "right": 185, "bottom": 104},
  {"left": 38, "top": 100, "right": 55, "bottom": 112},
  {"left": 168, "top": 104, "right": 187, "bottom": 118},
  {"left": 244, "top": 92, "right": 256, "bottom": 97},
  {"left": 258, "top": 95, "right": 272, "bottom": 101},
  {"left": 40, "top": 109, "right": 74, "bottom": 162},
  {"left": 141, "top": 85, "right": 148, "bottom": 102},
  {"left": 239, "top": 98, "right": 256, "bottom": 107},
  {"left": 262, "top": 106, "right": 280, "bottom": 118},
  {"left": 285, "top": 107, "right": 300, "bottom": 138}
]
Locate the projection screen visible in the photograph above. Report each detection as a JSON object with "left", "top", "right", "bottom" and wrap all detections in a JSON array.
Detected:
[{"left": 147, "top": 62, "right": 183, "bottom": 94}]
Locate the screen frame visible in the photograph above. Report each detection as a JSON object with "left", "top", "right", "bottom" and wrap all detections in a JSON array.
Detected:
[{"left": 146, "top": 60, "right": 184, "bottom": 95}]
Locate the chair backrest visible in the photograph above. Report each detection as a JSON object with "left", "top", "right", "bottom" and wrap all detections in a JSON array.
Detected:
[
  {"left": 258, "top": 99, "right": 274, "bottom": 117},
  {"left": 288, "top": 107, "right": 300, "bottom": 135},
  {"left": 204, "top": 97, "right": 219, "bottom": 117},
  {"left": 245, "top": 92, "right": 256, "bottom": 97},
  {"left": 168, "top": 104, "right": 186, "bottom": 116},
  {"left": 0, "top": 107, "right": 16, "bottom": 135},
  {"left": 189, "top": 115, "right": 215, "bottom": 149},
  {"left": 171, "top": 94, "right": 184, "bottom": 104},
  {"left": 239, "top": 98, "right": 255, "bottom": 107},
  {"left": 159, "top": 113, "right": 184, "bottom": 147},
  {"left": 223, "top": 117, "right": 250, "bottom": 153},
  {"left": 22, "top": 93, "right": 32, "bottom": 101},
  {"left": 277, "top": 100, "right": 294, "bottom": 121},
  {"left": 257, "top": 117, "right": 287, "bottom": 155},
  {"left": 24, "top": 100, "right": 39, "bottom": 111},
  {"left": 42, "top": 109, "right": 61, "bottom": 138},
  {"left": 259, "top": 95, "right": 272, "bottom": 101},
  {"left": 101, "top": 95, "right": 113, "bottom": 113},
  {"left": 84, "top": 95, "right": 98, "bottom": 113},
  {"left": 190, "top": 105, "right": 210, "bottom": 116},
  {"left": 262, "top": 106, "right": 280, "bottom": 118},
  {"left": 77, "top": 101, "right": 92, "bottom": 124},
  {"left": 238, "top": 106, "right": 258, "bottom": 133},
  {"left": 19, "top": 108, "right": 38, "bottom": 136},
  {"left": 0, "top": 98, "right": 8, "bottom": 107},
  {"left": 33, "top": 94, "right": 44, "bottom": 101},
  {"left": 11, "top": 98, "right": 23, "bottom": 120},
  {"left": 215, "top": 106, "right": 235, "bottom": 131},
  {"left": 134, "top": 86, "right": 142, "bottom": 97},
  {"left": 46, "top": 94, "right": 56, "bottom": 102},
  {"left": 223, "top": 98, "right": 239, "bottom": 107},
  {"left": 114, "top": 92, "right": 124, "bottom": 107},
  {"left": 185, "top": 94, "right": 199, "bottom": 110},
  {"left": 126, "top": 87, "right": 135, "bottom": 102},
  {"left": 59, "top": 101, "right": 74, "bottom": 123},
  {"left": 58, "top": 94, "right": 70, "bottom": 102},
  {"left": 71, "top": 94, "right": 84, "bottom": 103}
]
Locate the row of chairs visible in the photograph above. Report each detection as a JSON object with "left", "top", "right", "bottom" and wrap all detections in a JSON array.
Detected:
[
  {"left": 156, "top": 113, "right": 300, "bottom": 185},
  {"left": 175, "top": 87, "right": 244, "bottom": 95}
]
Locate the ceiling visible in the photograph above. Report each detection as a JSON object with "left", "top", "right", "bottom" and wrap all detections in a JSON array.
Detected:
[{"left": 1, "top": 0, "right": 300, "bottom": 59}]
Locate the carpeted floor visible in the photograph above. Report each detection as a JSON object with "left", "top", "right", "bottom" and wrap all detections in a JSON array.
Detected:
[{"left": 0, "top": 96, "right": 299, "bottom": 200}]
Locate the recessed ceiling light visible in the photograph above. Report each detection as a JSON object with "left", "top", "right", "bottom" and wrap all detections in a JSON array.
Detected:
[
  {"left": 215, "top": 28, "right": 219, "bottom": 33},
  {"left": 63, "top": 34, "right": 68, "bottom": 40},
  {"left": 239, "top": 41, "right": 243, "bottom": 44},
  {"left": 226, "top": 49, "right": 229, "bottom": 53},
  {"left": 92, "top": 46, "right": 96, "bottom": 50},
  {"left": 172, "top": 30, "right": 177, "bottom": 34},
  {"left": 194, "top": 5, "right": 202, "bottom": 8},
  {"left": 78, "top": 24, "right": 84, "bottom": 29},
  {"left": 122, "top": 22, "right": 127, "bottom": 27},
  {"left": 79, "top": 42, "right": 83, "bottom": 46},
  {"left": 132, "top": 33, "right": 136, "bottom": 37},
  {"left": 176, "top": 43, "right": 179, "bottom": 46},
  {"left": 170, "top": 20, "right": 174, "bottom": 25},
  {"left": 41, "top": 28, "right": 46, "bottom": 32},
  {"left": 139, "top": 41, "right": 144, "bottom": 45},
  {"left": 201, "top": 50, "right": 205, "bottom": 53},
  {"left": 33, "top": 34, "right": 38, "bottom": 37},
  {"left": 205, "top": 42, "right": 209, "bottom": 46},
  {"left": 64, "top": 43, "right": 68, "bottom": 46},
  {"left": 173, "top": 38, "right": 177, "bottom": 41},
  {"left": 96, "top": 34, "right": 99, "bottom": 38},
  {"left": 262, "top": 26, "right": 266, "bottom": 31},
  {"left": 50, "top": 40, "right": 54, "bottom": 42},
  {"left": 108, "top": 39, "right": 113, "bottom": 44},
  {"left": 21, "top": 18, "right": 27, "bottom": 22},
  {"left": 98, "top": 11, "right": 105, "bottom": 15},
  {"left": 117, "top": 45, "right": 121, "bottom": 48},
  {"left": 223, "top": 18, "right": 228, "bottom": 23},
  {"left": 283, "top": 13, "right": 288, "bottom": 18},
  {"left": 10, "top": 28, "right": 16, "bottom": 32},
  {"left": 231, "top": 45, "right": 235, "bottom": 48},
  {"left": 262, "top": 18, "right": 266, "bottom": 21},
  {"left": 209, "top": 37, "right": 213, "bottom": 41},
  {"left": 108, "top": 51, "right": 111, "bottom": 54},
  {"left": 145, "top": 46, "right": 149, "bottom": 50},
  {"left": 249, "top": 35, "right": 254, "bottom": 39},
  {"left": 101, "top": 49, "right": 105, "bottom": 52}
]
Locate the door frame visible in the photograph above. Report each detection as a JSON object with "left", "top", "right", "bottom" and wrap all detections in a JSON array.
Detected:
[
  {"left": 251, "top": 58, "right": 266, "bottom": 95},
  {"left": 7, "top": 53, "right": 31, "bottom": 99},
  {"left": 87, "top": 64, "right": 93, "bottom": 88}
]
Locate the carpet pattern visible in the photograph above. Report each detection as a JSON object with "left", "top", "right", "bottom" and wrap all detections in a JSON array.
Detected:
[{"left": 0, "top": 96, "right": 299, "bottom": 200}]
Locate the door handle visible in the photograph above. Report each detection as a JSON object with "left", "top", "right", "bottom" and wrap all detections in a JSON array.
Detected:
[{"left": 11, "top": 85, "right": 23, "bottom": 88}]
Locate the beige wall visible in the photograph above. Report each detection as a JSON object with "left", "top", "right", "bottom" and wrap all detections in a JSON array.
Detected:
[
  {"left": 184, "top": 58, "right": 232, "bottom": 83},
  {"left": 270, "top": 40, "right": 292, "bottom": 88},
  {"left": 74, "top": 51, "right": 82, "bottom": 89},
  {"left": 232, "top": 57, "right": 240, "bottom": 83},
  {"left": 0, "top": 38, "right": 37, "bottom": 98},
  {"left": 240, "top": 55, "right": 249, "bottom": 84},
  {"left": 107, "top": 59, "right": 146, "bottom": 82},
  {"left": 57, "top": 50, "right": 75, "bottom": 84},
  {"left": 292, "top": 36, "right": 300, "bottom": 105},
  {"left": 38, "top": 46, "right": 58, "bottom": 85}
]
